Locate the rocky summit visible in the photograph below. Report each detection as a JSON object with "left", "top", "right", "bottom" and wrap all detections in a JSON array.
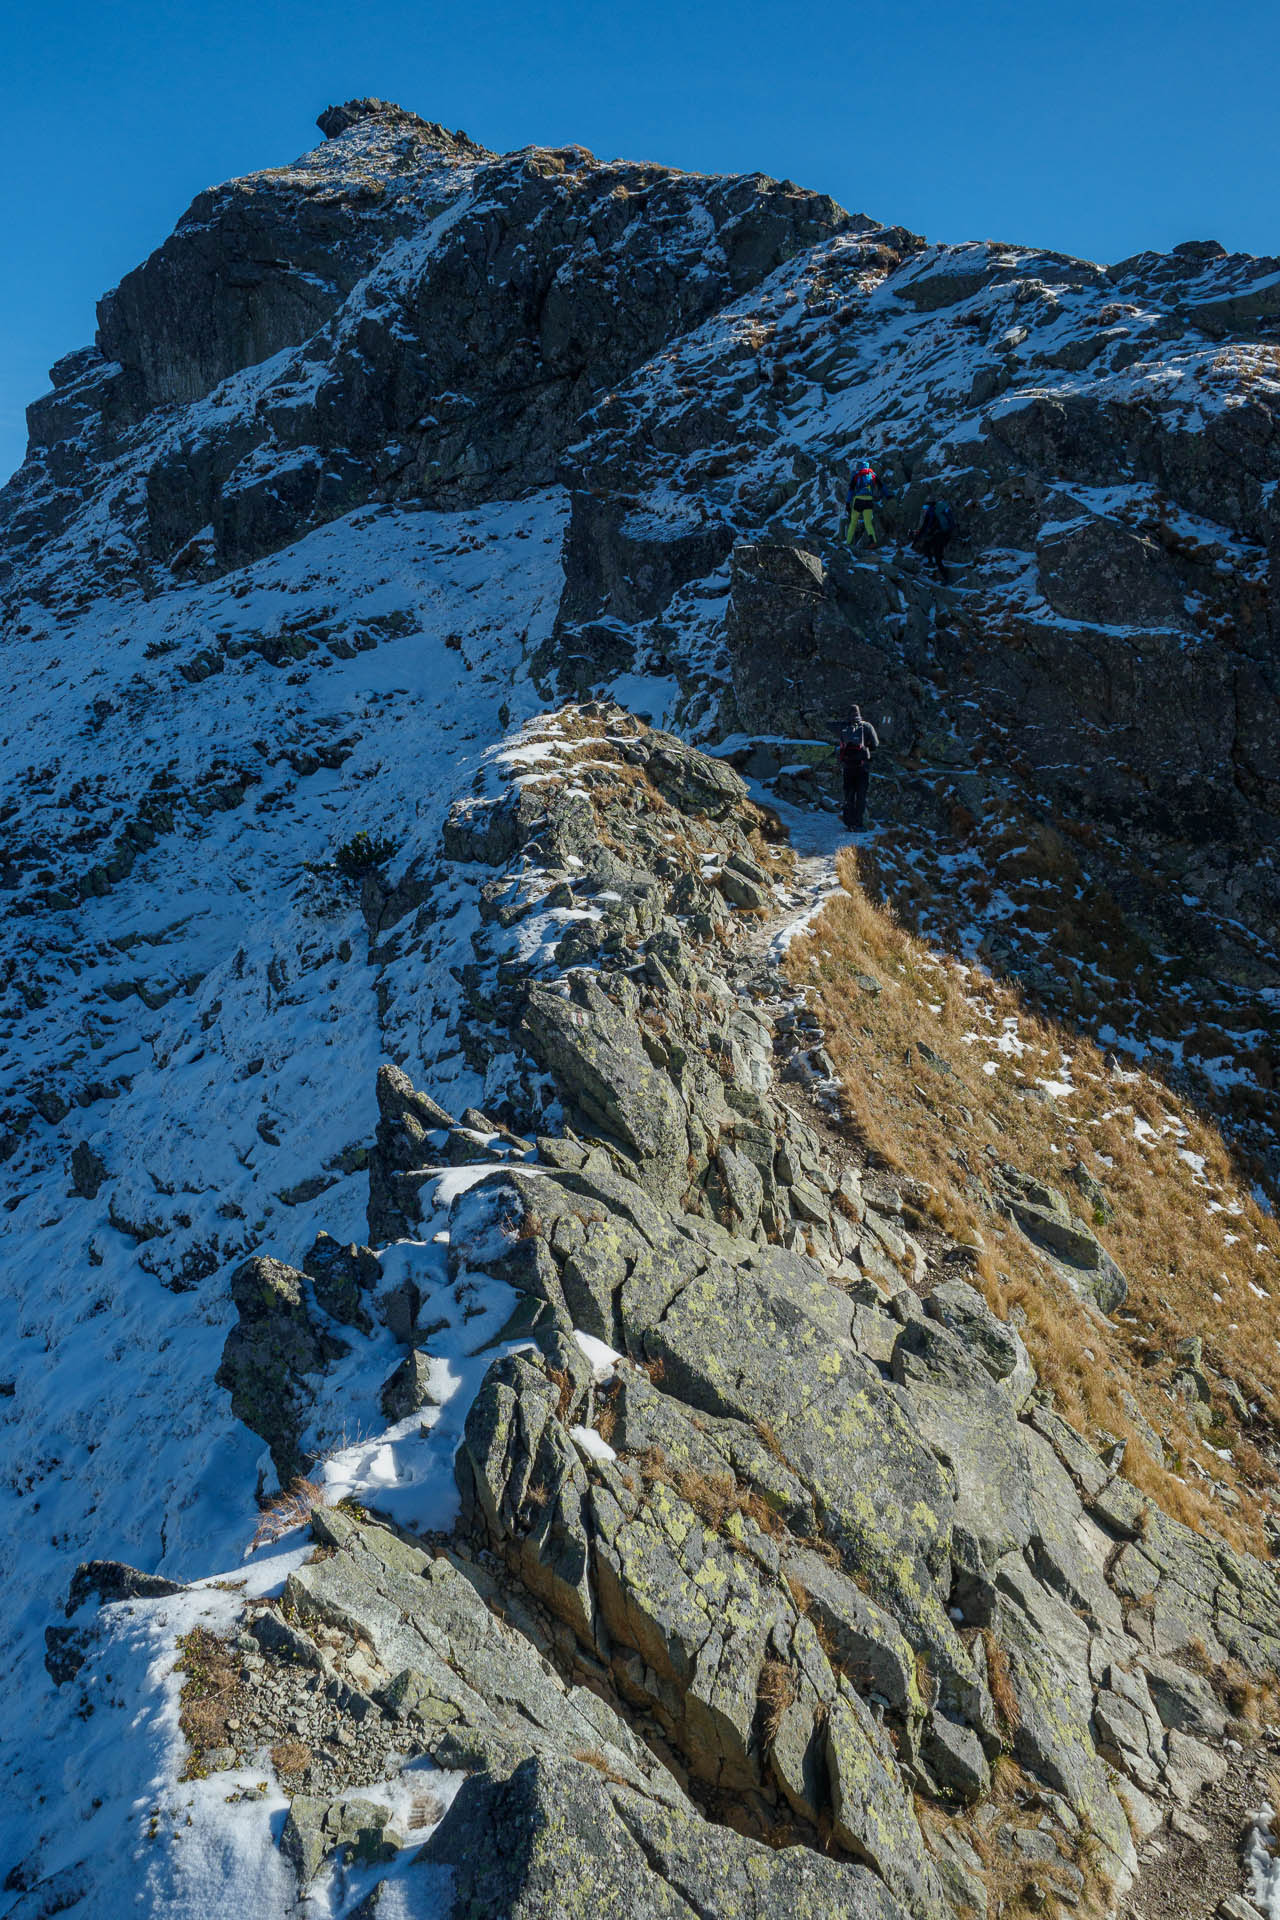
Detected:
[{"left": 1, "top": 98, "right": 1279, "bottom": 1920}]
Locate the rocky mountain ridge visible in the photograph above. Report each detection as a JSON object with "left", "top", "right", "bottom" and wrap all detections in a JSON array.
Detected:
[{"left": 1, "top": 98, "right": 1279, "bottom": 1920}]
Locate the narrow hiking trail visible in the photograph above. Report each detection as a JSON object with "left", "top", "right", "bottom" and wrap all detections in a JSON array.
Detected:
[{"left": 735, "top": 782, "right": 1280, "bottom": 1920}]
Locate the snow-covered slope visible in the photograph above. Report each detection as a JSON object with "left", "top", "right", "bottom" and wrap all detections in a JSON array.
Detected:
[{"left": 0, "top": 491, "right": 573, "bottom": 1900}]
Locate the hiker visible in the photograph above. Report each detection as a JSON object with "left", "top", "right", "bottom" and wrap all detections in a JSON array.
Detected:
[
  {"left": 842, "top": 460, "right": 891, "bottom": 549},
  {"left": 912, "top": 498, "right": 956, "bottom": 580},
  {"left": 836, "top": 706, "right": 879, "bottom": 830}
]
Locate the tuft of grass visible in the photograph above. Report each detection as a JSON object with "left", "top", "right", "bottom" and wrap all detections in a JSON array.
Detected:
[
  {"left": 545, "top": 1365, "right": 575, "bottom": 1423},
  {"left": 1183, "top": 1639, "right": 1280, "bottom": 1726},
  {"left": 270, "top": 1739, "right": 312, "bottom": 1781},
  {"left": 981, "top": 1629, "right": 1021, "bottom": 1737},
  {"left": 250, "top": 1477, "right": 327, "bottom": 1552},
  {"left": 637, "top": 1452, "right": 788, "bottom": 1546},
  {"left": 754, "top": 1420, "right": 790, "bottom": 1467},
  {"left": 175, "top": 1627, "right": 243, "bottom": 1780},
  {"left": 951, "top": 1751, "right": 1113, "bottom": 1917},
  {"left": 628, "top": 1446, "right": 840, "bottom": 1577},
  {"left": 757, "top": 1658, "right": 798, "bottom": 1745},
  {"left": 572, "top": 1747, "right": 629, "bottom": 1786},
  {"left": 785, "top": 1574, "right": 811, "bottom": 1616},
  {"left": 595, "top": 1384, "right": 620, "bottom": 1447}
]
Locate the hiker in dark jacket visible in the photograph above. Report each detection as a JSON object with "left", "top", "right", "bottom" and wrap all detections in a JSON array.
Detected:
[
  {"left": 912, "top": 499, "right": 956, "bottom": 580},
  {"left": 836, "top": 706, "right": 880, "bottom": 830}
]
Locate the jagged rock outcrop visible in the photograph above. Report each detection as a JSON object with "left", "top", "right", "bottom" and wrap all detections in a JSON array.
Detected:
[
  {"left": 4, "top": 99, "right": 863, "bottom": 587},
  {"left": 97, "top": 104, "right": 488, "bottom": 422},
  {"left": 155, "top": 715, "right": 1278, "bottom": 1916},
  {"left": 426, "top": 1753, "right": 910, "bottom": 1920},
  {"left": 4, "top": 90, "right": 1280, "bottom": 1920},
  {"left": 215, "top": 1254, "right": 347, "bottom": 1480}
]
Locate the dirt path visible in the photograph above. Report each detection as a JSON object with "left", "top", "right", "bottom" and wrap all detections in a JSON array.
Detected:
[{"left": 1120, "top": 1745, "right": 1279, "bottom": 1920}]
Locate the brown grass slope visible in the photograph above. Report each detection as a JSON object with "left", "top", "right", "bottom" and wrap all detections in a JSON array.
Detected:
[{"left": 786, "top": 848, "right": 1280, "bottom": 1549}]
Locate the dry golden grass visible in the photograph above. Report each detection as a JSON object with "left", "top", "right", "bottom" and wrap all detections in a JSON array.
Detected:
[
  {"left": 1183, "top": 1638, "right": 1280, "bottom": 1726},
  {"left": 572, "top": 1747, "right": 630, "bottom": 1786},
  {"left": 754, "top": 1420, "right": 790, "bottom": 1466},
  {"left": 942, "top": 1754, "right": 1111, "bottom": 1919},
  {"left": 785, "top": 1573, "right": 811, "bottom": 1614},
  {"left": 982, "top": 1630, "right": 1022, "bottom": 1737},
  {"left": 785, "top": 848, "right": 1280, "bottom": 1547},
  {"left": 249, "top": 1477, "right": 327, "bottom": 1552},
  {"left": 736, "top": 316, "right": 778, "bottom": 353},
  {"left": 785, "top": 1573, "right": 845, "bottom": 1670},
  {"left": 1215, "top": 342, "right": 1280, "bottom": 398},
  {"left": 269, "top": 1739, "right": 312, "bottom": 1781},
  {"left": 865, "top": 797, "right": 1277, "bottom": 1148},
  {"left": 747, "top": 822, "right": 796, "bottom": 881},
  {"left": 175, "top": 1627, "right": 243, "bottom": 1780},
  {"left": 635, "top": 1448, "right": 788, "bottom": 1543},
  {"left": 757, "top": 1658, "right": 798, "bottom": 1744},
  {"left": 546, "top": 1365, "right": 576, "bottom": 1423},
  {"left": 595, "top": 1386, "right": 620, "bottom": 1447}
]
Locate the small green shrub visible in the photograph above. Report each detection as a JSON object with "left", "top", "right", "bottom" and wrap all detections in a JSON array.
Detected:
[{"left": 334, "top": 830, "right": 398, "bottom": 879}]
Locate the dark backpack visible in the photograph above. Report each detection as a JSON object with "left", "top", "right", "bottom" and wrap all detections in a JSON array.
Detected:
[
  {"left": 839, "top": 727, "right": 871, "bottom": 771},
  {"left": 934, "top": 502, "right": 955, "bottom": 537}
]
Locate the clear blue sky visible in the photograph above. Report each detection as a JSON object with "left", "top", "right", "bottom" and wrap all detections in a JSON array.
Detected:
[{"left": 2, "top": 0, "right": 1277, "bottom": 484}]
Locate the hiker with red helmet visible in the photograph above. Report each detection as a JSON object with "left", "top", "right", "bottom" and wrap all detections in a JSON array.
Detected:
[{"left": 842, "top": 459, "right": 891, "bottom": 548}]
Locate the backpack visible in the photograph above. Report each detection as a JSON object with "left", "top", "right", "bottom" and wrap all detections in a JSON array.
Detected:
[
  {"left": 851, "top": 464, "right": 877, "bottom": 498},
  {"left": 839, "top": 727, "right": 871, "bottom": 771},
  {"left": 934, "top": 502, "right": 955, "bottom": 537}
]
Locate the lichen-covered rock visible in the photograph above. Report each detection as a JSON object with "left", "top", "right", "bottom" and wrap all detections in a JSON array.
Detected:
[
  {"left": 422, "top": 1754, "right": 912, "bottom": 1919},
  {"left": 442, "top": 786, "right": 546, "bottom": 866},
  {"left": 924, "top": 1278, "right": 1035, "bottom": 1405},
  {"left": 638, "top": 1256, "right": 956, "bottom": 1636},
  {"left": 286, "top": 1506, "right": 677, "bottom": 1806},
  {"left": 378, "top": 1349, "right": 439, "bottom": 1421},
  {"left": 644, "top": 732, "right": 750, "bottom": 820},
  {"left": 303, "top": 1230, "right": 380, "bottom": 1329},
  {"left": 259, "top": 719, "right": 1280, "bottom": 1916},
  {"left": 281, "top": 1795, "right": 400, "bottom": 1887},
  {"left": 590, "top": 1469, "right": 789, "bottom": 1793},
  {"left": 520, "top": 977, "right": 687, "bottom": 1198},
  {"left": 823, "top": 1691, "right": 944, "bottom": 1910},
  {"left": 992, "top": 1554, "right": 1136, "bottom": 1878},
  {"left": 366, "top": 1064, "right": 453, "bottom": 1241},
  {"left": 214, "top": 1256, "right": 344, "bottom": 1480},
  {"left": 782, "top": 1546, "right": 923, "bottom": 1721},
  {"left": 891, "top": 1314, "right": 1038, "bottom": 1573},
  {"left": 456, "top": 1354, "right": 597, "bottom": 1643},
  {"left": 990, "top": 1166, "right": 1128, "bottom": 1312}
]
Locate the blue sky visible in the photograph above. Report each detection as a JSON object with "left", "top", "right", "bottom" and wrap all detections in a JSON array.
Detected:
[{"left": 2, "top": 0, "right": 1277, "bottom": 483}]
